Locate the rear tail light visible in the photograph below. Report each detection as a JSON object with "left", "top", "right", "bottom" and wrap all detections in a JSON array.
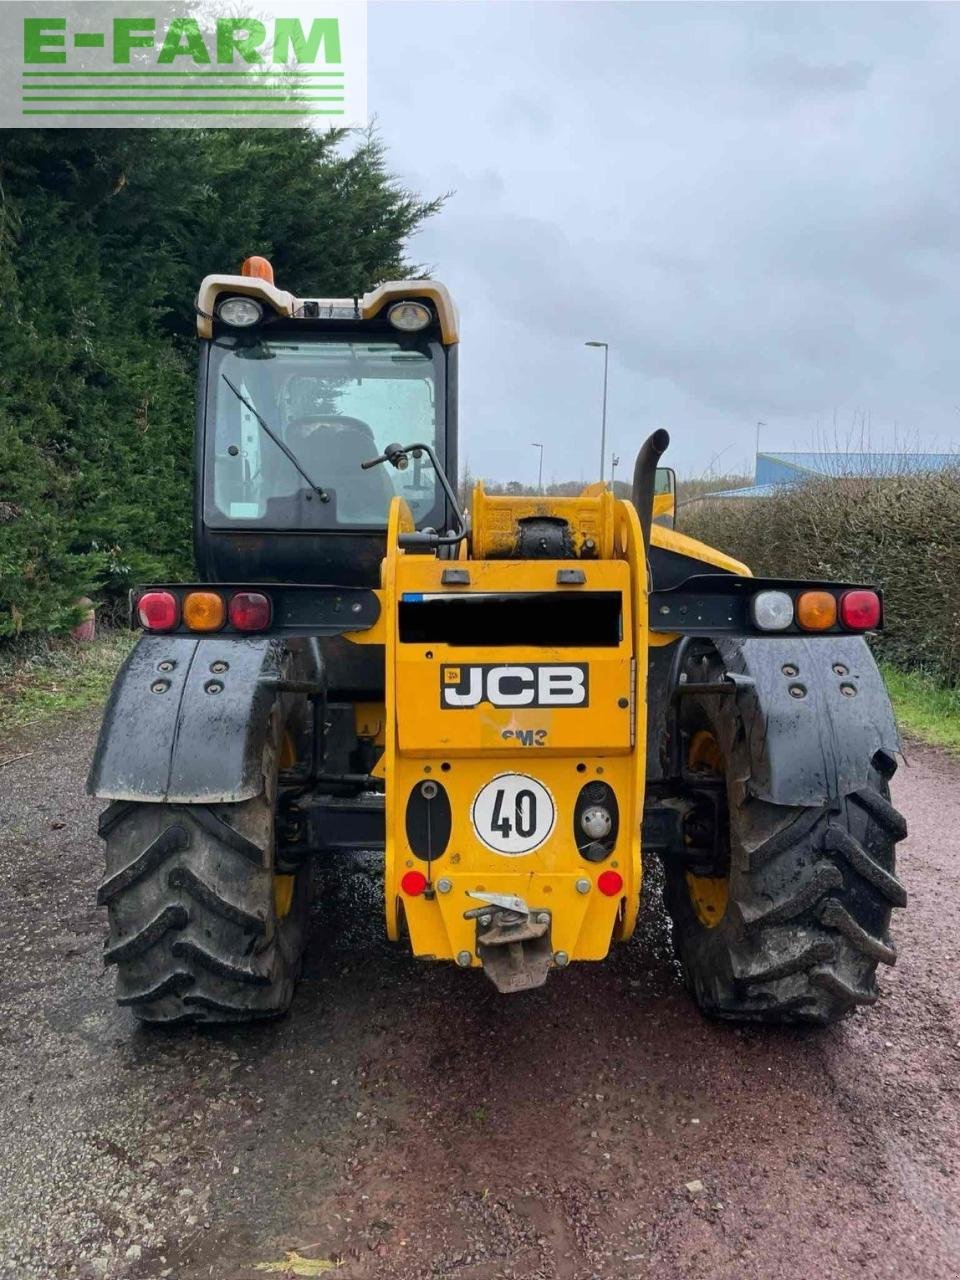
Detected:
[
  {"left": 796, "top": 590, "right": 838, "bottom": 632},
  {"left": 597, "top": 869, "right": 624, "bottom": 897},
  {"left": 137, "top": 590, "right": 179, "bottom": 631},
  {"left": 750, "top": 590, "right": 794, "bottom": 632},
  {"left": 182, "top": 591, "right": 225, "bottom": 632},
  {"left": 400, "top": 870, "right": 428, "bottom": 896},
  {"left": 840, "top": 589, "right": 881, "bottom": 631},
  {"left": 229, "top": 591, "right": 272, "bottom": 632}
]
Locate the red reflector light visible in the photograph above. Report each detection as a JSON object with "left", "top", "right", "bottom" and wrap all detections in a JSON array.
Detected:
[
  {"left": 229, "top": 591, "right": 272, "bottom": 632},
  {"left": 137, "top": 590, "right": 179, "bottom": 631},
  {"left": 839, "top": 590, "right": 881, "bottom": 631},
  {"left": 400, "top": 870, "right": 428, "bottom": 896},
  {"left": 597, "top": 869, "right": 624, "bottom": 897}
]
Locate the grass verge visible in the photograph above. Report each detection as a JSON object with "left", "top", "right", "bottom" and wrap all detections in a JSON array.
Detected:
[
  {"left": 0, "top": 630, "right": 134, "bottom": 740},
  {"left": 880, "top": 663, "right": 960, "bottom": 755}
]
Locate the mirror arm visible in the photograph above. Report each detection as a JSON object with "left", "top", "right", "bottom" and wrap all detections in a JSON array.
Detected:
[{"left": 362, "top": 441, "right": 468, "bottom": 550}]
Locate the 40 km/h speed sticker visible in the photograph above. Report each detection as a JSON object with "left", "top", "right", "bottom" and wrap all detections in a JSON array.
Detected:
[{"left": 471, "top": 773, "right": 556, "bottom": 856}]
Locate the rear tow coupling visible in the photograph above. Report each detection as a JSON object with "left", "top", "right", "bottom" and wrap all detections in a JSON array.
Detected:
[{"left": 464, "top": 892, "right": 554, "bottom": 994}]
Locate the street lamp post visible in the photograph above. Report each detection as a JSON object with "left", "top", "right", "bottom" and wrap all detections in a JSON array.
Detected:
[
  {"left": 610, "top": 451, "right": 620, "bottom": 488},
  {"left": 585, "top": 340, "right": 609, "bottom": 484},
  {"left": 531, "top": 441, "right": 544, "bottom": 495}
]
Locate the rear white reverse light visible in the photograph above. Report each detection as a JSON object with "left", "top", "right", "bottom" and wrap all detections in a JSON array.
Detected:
[{"left": 751, "top": 590, "right": 794, "bottom": 631}]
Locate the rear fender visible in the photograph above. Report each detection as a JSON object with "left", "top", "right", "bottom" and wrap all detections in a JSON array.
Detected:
[
  {"left": 87, "top": 634, "right": 319, "bottom": 803},
  {"left": 716, "top": 635, "right": 900, "bottom": 806}
]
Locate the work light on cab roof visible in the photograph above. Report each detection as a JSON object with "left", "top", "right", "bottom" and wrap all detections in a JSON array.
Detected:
[
  {"left": 217, "top": 296, "right": 263, "bottom": 328},
  {"left": 387, "top": 300, "right": 432, "bottom": 332}
]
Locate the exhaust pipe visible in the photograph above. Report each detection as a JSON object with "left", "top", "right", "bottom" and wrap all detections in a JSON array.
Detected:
[{"left": 631, "top": 428, "right": 671, "bottom": 554}]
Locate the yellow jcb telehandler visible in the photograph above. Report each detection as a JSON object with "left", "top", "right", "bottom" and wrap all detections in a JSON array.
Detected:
[{"left": 89, "top": 258, "right": 906, "bottom": 1026}]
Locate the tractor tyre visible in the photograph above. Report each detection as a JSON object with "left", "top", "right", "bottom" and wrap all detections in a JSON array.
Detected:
[
  {"left": 97, "top": 713, "right": 311, "bottom": 1025},
  {"left": 662, "top": 682, "right": 907, "bottom": 1026}
]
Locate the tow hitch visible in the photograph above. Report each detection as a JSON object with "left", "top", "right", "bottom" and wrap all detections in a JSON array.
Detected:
[{"left": 464, "top": 892, "right": 554, "bottom": 994}]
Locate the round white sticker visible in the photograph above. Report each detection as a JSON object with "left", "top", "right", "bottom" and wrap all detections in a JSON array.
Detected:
[{"left": 471, "top": 773, "right": 556, "bottom": 856}]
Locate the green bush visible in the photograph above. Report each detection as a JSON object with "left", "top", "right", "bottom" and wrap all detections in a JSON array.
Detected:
[
  {"left": 680, "top": 470, "right": 960, "bottom": 686},
  {"left": 0, "top": 129, "right": 442, "bottom": 636}
]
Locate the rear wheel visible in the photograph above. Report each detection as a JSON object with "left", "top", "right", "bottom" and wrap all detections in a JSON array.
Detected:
[
  {"left": 98, "top": 711, "right": 311, "bottom": 1024},
  {"left": 663, "top": 679, "right": 907, "bottom": 1025}
]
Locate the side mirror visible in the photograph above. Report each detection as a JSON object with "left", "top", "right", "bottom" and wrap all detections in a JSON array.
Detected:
[{"left": 653, "top": 466, "right": 676, "bottom": 530}]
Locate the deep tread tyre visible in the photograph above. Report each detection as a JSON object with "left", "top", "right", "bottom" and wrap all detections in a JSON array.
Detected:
[
  {"left": 663, "top": 685, "right": 907, "bottom": 1026},
  {"left": 98, "top": 716, "right": 311, "bottom": 1025}
]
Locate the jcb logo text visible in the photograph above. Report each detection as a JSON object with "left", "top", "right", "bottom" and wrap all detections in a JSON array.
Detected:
[{"left": 441, "top": 664, "right": 588, "bottom": 709}]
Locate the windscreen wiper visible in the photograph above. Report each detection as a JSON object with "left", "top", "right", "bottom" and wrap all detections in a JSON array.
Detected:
[{"left": 221, "top": 374, "right": 329, "bottom": 504}]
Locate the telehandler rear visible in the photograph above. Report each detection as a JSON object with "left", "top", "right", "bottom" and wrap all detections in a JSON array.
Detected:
[{"left": 89, "top": 258, "right": 906, "bottom": 1026}]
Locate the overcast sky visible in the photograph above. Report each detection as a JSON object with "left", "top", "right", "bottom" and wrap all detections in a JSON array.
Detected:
[{"left": 366, "top": 1, "right": 960, "bottom": 486}]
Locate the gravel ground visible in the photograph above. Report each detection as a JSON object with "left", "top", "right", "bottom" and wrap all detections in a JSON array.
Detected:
[{"left": 0, "top": 712, "right": 958, "bottom": 1280}]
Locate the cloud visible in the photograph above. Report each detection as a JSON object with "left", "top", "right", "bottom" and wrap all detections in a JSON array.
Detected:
[
  {"left": 369, "top": 1, "right": 960, "bottom": 480},
  {"left": 749, "top": 55, "right": 873, "bottom": 98}
]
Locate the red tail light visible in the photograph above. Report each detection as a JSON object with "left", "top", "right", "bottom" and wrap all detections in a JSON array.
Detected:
[
  {"left": 137, "top": 590, "right": 179, "bottom": 631},
  {"left": 400, "top": 870, "right": 428, "bottom": 896},
  {"left": 839, "top": 590, "right": 881, "bottom": 631},
  {"left": 228, "top": 592, "right": 272, "bottom": 632},
  {"left": 597, "top": 869, "right": 624, "bottom": 897}
]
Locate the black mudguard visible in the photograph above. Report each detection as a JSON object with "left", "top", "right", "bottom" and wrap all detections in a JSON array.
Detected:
[
  {"left": 87, "top": 634, "right": 317, "bottom": 803},
  {"left": 716, "top": 634, "right": 900, "bottom": 807}
]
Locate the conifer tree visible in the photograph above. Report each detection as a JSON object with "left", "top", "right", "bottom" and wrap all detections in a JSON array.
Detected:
[{"left": 0, "top": 128, "right": 443, "bottom": 634}]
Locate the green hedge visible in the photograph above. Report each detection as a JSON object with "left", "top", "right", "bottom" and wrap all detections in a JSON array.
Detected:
[
  {"left": 0, "top": 129, "right": 442, "bottom": 636},
  {"left": 680, "top": 470, "right": 960, "bottom": 686}
]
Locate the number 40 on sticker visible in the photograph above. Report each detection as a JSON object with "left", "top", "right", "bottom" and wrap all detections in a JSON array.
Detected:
[{"left": 471, "top": 774, "right": 556, "bottom": 856}]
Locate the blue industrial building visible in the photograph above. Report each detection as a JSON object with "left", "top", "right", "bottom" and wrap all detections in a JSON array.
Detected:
[{"left": 708, "top": 451, "right": 958, "bottom": 499}]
